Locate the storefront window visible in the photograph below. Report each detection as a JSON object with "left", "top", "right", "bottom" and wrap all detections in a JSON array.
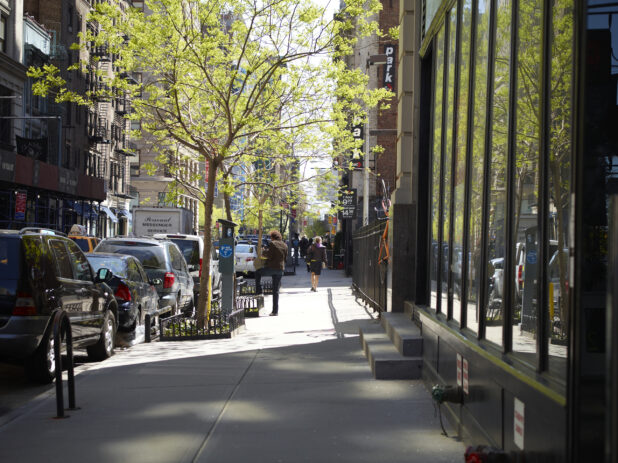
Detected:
[
  {"left": 442, "top": 6, "right": 457, "bottom": 317},
  {"left": 484, "top": 0, "right": 511, "bottom": 346},
  {"left": 466, "top": 0, "right": 491, "bottom": 335},
  {"left": 512, "top": 0, "right": 542, "bottom": 361},
  {"left": 430, "top": 27, "right": 445, "bottom": 313},
  {"left": 452, "top": 0, "right": 472, "bottom": 325},
  {"left": 545, "top": 1, "right": 573, "bottom": 378}
]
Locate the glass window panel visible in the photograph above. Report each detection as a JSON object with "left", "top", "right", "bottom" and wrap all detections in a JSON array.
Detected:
[
  {"left": 443, "top": 7, "right": 457, "bottom": 317},
  {"left": 466, "top": 0, "right": 491, "bottom": 335},
  {"left": 546, "top": 2, "right": 573, "bottom": 377},
  {"left": 484, "top": 0, "right": 512, "bottom": 346},
  {"left": 512, "top": 0, "right": 542, "bottom": 361},
  {"left": 430, "top": 27, "right": 445, "bottom": 312},
  {"left": 453, "top": 0, "right": 473, "bottom": 325}
]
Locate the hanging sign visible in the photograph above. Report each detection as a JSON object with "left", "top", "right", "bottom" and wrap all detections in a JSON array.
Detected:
[
  {"left": 383, "top": 45, "right": 396, "bottom": 91},
  {"left": 15, "top": 191, "right": 27, "bottom": 221}
]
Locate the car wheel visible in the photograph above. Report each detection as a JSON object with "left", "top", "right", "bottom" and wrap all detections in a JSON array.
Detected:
[
  {"left": 87, "top": 311, "right": 116, "bottom": 361},
  {"left": 25, "top": 330, "right": 56, "bottom": 384}
]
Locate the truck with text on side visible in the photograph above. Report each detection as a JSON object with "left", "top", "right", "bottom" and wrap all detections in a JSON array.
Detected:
[{"left": 131, "top": 207, "right": 194, "bottom": 237}]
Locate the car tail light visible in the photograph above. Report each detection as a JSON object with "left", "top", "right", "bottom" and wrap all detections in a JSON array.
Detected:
[
  {"left": 246, "top": 257, "right": 254, "bottom": 262},
  {"left": 163, "top": 272, "right": 175, "bottom": 288},
  {"left": 13, "top": 292, "right": 36, "bottom": 316},
  {"left": 199, "top": 258, "right": 203, "bottom": 277},
  {"left": 517, "top": 265, "right": 523, "bottom": 286},
  {"left": 114, "top": 282, "right": 132, "bottom": 301}
]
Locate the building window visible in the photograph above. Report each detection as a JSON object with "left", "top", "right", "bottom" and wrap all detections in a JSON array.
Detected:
[
  {"left": 466, "top": 0, "right": 491, "bottom": 335},
  {"left": 442, "top": 6, "right": 457, "bottom": 319},
  {"left": 0, "top": 85, "right": 11, "bottom": 148},
  {"left": 511, "top": 0, "right": 542, "bottom": 357},
  {"left": 482, "top": 0, "right": 512, "bottom": 346},
  {"left": 452, "top": 0, "right": 472, "bottom": 326},
  {"left": 130, "top": 163, "right": 140, "bottom": 177},
  {"left": 0, "top": 15, "right": 6, "bottom": 53}
]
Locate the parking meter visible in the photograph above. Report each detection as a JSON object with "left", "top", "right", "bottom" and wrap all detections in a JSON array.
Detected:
[{"left": 217, "top": 219, "right": 237, "bottom": 313}]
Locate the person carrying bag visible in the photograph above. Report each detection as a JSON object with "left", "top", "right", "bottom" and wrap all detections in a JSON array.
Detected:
[{"left": 306, "top": 236, "right": 327, "bottom": 292}]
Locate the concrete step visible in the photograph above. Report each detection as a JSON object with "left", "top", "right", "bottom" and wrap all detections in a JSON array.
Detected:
[
  {"left": 359, "top": 323, "right": 422, "bottom": 380},
  {"left": 380, "top": 312, "right": 423, "bottom": 357}
]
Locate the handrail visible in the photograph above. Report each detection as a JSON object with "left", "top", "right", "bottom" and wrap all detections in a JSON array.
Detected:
[{"left": 52, "top": 310, "right": 76, "bottom": 418}]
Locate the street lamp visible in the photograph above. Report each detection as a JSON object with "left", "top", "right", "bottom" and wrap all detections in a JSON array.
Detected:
[{"left": 363, "top": 54, "right": 387, "bottom": 225}]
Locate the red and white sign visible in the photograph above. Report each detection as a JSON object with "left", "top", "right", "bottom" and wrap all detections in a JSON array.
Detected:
[
  {"left": 456, "top": 353, "right": 463, "bottom": 387},
  {"left": 14, "top": 191, "right": 27, "bottom": 221},
  {"left": 463, "top": 358, "right": 469, "bottom": 395},
  {"left": 514, "top": 398, "right": 525, "bottom": 450}
]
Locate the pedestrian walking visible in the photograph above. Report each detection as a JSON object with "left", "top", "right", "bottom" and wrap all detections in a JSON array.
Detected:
[
  {"left": 299, "top": 235, "right": 309, "bottom": 258},
  {"left": 306, "top": 236, "right": 327, "bottom": 292},
  {"left": 255, "top": 230, "right": 288, "bottom": 316}
]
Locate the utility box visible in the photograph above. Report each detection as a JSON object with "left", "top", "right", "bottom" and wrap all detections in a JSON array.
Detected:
[
  {"left": 217, "top": 219, "right": 237, "bottom": 313},
  {"left": 132, "top": 207, "right": 194, "bottom": 236}
]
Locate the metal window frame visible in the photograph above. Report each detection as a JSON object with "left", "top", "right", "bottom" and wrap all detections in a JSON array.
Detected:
[
  {"left": 460, "top": 0, "right": 480, "bottom": 331},
  {"left": 446, "top": 0, "right": 461, "bottom": 322}
]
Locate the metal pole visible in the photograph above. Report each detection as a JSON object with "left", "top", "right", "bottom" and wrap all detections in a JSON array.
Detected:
[{"left": 363, "top": 126, "right": 369, "bottom": 226}]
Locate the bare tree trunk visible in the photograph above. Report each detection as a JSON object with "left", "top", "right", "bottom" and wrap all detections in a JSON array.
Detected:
[
  {"left": 257, "top": 208, "right": 264, "bottom": 259},
  {"left": 224, "top": 190, "right": 233, "bottom": 221},
  {"left": 197, "top": 157, "right": 218, "bottom": 329}
]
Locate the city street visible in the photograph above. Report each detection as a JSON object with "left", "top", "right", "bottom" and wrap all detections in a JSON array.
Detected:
[{"left": 0, "top": 266, "right": 464, "bottom": 463}]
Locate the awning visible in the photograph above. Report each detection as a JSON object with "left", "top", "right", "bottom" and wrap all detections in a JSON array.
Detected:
[{"left": 101, "top": 206, "right": 118, "bottom": 223}]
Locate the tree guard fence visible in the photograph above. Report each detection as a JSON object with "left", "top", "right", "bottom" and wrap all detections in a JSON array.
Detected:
[{"left": 352, "top": 220, "right": 387, "bottom": 315}]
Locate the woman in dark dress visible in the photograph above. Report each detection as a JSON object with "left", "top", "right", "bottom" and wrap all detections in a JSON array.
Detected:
[{"left": 306, "top": 236, "right": 327, "bottom": 291}]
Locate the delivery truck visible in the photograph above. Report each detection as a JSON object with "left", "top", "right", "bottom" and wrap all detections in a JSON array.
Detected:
[{"left": 132, "top": 207, "right": 194, "bottom": 236}]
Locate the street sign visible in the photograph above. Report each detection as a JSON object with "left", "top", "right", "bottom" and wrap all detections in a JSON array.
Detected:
[{"left": 340, "top": 189, "right": 357, "bottom": 220}]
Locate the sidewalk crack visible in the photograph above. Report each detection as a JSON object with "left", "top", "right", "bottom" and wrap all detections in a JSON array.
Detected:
[{"left": 190, "top": 348, "right": 260, "bottom": 462}]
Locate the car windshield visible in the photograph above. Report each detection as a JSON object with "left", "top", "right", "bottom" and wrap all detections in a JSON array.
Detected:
[
  {"left": 96, "top": 242, "right": 167, "bottom": 269},
  {"left": 170, "top": 239, "right": 200, "bottom": 266},
  {"left": 236, "top": 244, "right": 254, "bottom": 254},
  {"left": 87, "top": 256, "right": 127, "bottom": 277},
  {"left": 0, "top": 237, "right": 20, "bottom": 281},
  {"left": 71, "top": 238, "right": 90, "bottom": 252}
]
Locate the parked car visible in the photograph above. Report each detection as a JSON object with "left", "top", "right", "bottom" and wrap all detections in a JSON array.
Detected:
[
  {"left": 95, "top": 237, "right": 194, "bottom": 316},
  {"left": 86, "top": 253, "right": 160, "bottom": 333},
  {"left": 153, "top": 234, "right": 221, "bottom": 304},
  {"left": 0, "top": 228, "right": 118, "bottom": 383},
  {"left": 235, "top": 243, "right": 258, "bottom": 275}
]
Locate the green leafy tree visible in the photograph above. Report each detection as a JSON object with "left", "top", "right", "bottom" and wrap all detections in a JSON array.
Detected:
[{"left": 29, "top": 0, "right": 386, "bottom": 328}]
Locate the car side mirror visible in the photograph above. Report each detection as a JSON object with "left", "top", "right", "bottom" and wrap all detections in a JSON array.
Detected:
[
  {"left": 95, "top": 267, "right": 113, "bottom": 283},
  {"left": 150, "top": 278, "right": 162, "bottom": 286}
]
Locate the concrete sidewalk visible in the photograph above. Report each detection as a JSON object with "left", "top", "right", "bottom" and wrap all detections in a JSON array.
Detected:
[{"left": 0, "top": 266, "right": 464, "bottom": 463}]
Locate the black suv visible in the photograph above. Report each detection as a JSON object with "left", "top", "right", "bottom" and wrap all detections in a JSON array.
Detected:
[
  {"left": 95, "top": 237, "right": 194, "bottom": 315},
  {"left": 0, "top": 229, "right": 118, "bottom": 383}
]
